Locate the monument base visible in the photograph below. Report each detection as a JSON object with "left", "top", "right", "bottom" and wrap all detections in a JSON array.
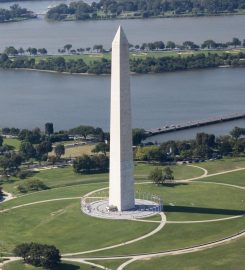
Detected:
[{"left": 81, "top": 198, "right": 162, "bottom": 220}]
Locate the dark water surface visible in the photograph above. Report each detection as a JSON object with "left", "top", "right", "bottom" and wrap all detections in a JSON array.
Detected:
[
  {"left": 0, "top": 10, "right": 244, "bottom": 53},
  {"left": 0, "top": 67, "right": 244, "bottom": 141}
]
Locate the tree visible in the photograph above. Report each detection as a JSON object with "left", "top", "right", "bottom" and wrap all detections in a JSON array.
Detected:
[
  {"left": 38, "top": 48, "right": 48, "bottom": 55},
  {"left": 64, "top": 44, "right": 72, "bottom": 52},
  {"left": 18, "top": 47, "right": 25, "bottom": 55},
  {"left": 54, "top": 144, "right": 65, "bottom": 159},
  {"left": 201, "top": 40, "right": 217, "bottom": 49},
  {"left": 69, "top": 125, "right": 95, "bottom": 139},
  {"left": 132, "top": 128, "right": 146, "bottom": 145},
  {"left": 4, "top": 46, "right": 18, "bottom": 56},
  {"left": 45, "top": 122, "right": 54, "bottom": 135},
  {"left": 148, "top": 167, "right": 163, "bottom": 185},
  {"left": 230, "top": 127, "right": 245, "bottom": 140},
  {"left": 166, "top": 41, "right": 176, "bottom": 49},
  {"left": 73, "top": 154, "right": 94, "bottom": 173},
  {"left": 19, "top": 141, "right": 36, "bottom": 160},
  {"left": 163, "top": 166, "right": 174, "bottom": 180},
  {"left": 13, "top": 243, "right": 61, "bottom": 269},
  {"left": 92, "top": 142, "right": 109, "bottom": 156},
  {"left": 231, "top": 37, "right": 241, "bottom": 47},
  {"left": 0, "top": 153, "right": 22, "bottom": 177},
  {"left": 0, "top": 135, "right": 3, "bottom": 147}
]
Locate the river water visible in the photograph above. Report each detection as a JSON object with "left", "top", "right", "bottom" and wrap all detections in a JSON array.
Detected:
[
  {"left": 0, "top": 67, "right": 244, "bottom": 142},
  {"left": 0, "top": 2, "right": 244, "bottom": 141},
  {"left": 0, "top": 1, "right": 244, "bottom": 53}
]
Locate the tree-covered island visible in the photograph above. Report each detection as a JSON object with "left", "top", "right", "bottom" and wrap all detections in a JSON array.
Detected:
[
  {"left": 46, "top": 0, "right": 245, "bottom": 21},
  {"left": 0, "top": 4, "right": 36, "bottom": 23}
]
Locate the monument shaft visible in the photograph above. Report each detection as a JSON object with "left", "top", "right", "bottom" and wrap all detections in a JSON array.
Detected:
[{"left": 109, "top": 26, "right": 135, "bottom": 211}]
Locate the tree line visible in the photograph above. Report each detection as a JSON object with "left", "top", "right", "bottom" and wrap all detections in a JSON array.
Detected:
[
  {"left": 46, "top": 0, "right": 245, "bottom": 21},
  {"left": 0, "top": 51, "right": 244, "bottom": 74},
  {"left": 0, "top": 4, "right": 36, "bottom": 23},
  {"left": 135, "top": 127, "right": 245, "bottom": 163},
  {"left": 0, "top": 123, "right": 107, "bottom": 185},
  {"left": 3, "top": 37, "right": 245, "bottom": 57}
]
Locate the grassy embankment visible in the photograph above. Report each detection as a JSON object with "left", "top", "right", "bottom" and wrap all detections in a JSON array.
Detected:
[
  {"left": 126, "top": 237, "right": 245, "bottom": 270},
  {"left": 1, "top": 163, "right": 204, "bottom": 195}
]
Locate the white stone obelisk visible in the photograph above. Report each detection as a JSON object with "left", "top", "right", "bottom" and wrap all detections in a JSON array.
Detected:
[{"left": 109, "top": 26, "right": 135, "bottom": 211}]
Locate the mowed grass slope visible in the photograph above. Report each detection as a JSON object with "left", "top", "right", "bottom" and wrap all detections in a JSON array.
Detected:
[
  {"left": 88, "top": 218, "right": 245, "bottom": 257},
  {"left": 199, "top": 157, "right": 245, "bottom": 174},
  {"left": 199, "top": 170, "right": 245, "bottom": 186},
  {"left": 2, "top": 138, "right": 21, "bottom": 150},
  {"left": 127, "top": 238, "right": 245, "bottom": 270},
  {"left": 0, "top": 200, "right": 156, "bottom": 253},
  {"left": 2, "top": 163, "right": 204, "bottom": 195},
  {"left": 139, "top": 182, "right": 245, "bottom": 221}
]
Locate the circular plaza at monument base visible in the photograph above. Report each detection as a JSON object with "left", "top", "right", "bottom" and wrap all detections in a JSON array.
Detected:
[{"left": 81, "top": 192, "right": 163, "bottom": 220}]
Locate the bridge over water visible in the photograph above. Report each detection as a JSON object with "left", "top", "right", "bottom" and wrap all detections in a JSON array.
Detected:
[{"left": 145, "top": 112, "right": 245, "bottom": 137}]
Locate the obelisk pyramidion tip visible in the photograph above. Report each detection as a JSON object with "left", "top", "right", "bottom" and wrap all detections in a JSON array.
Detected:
[{"left": 112, "top": 25, "right": 128, "bottom": 45}]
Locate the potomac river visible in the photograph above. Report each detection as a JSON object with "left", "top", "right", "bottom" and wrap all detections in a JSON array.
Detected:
[
  {"left": 0, "top": 67, "right": 244, "bottom": 142},
  {"left": 0, "top": 5, "right": 244, "bottom": 53}
]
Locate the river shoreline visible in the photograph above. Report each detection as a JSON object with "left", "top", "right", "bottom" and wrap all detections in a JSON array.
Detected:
[{"left": 2, "top": 64, "right": 239, "bottom": 76}]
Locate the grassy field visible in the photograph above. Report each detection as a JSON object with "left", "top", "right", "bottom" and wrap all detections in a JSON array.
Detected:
[
  {"left": 0, "top": 199, "right": 156, "bottom": 253},
  {"left": 50, "top": 143, "right": 95, "bottom": 158},
  {"left": 138, "top": 182, "right": 245, "bottom": 221},
  {"left": 87, "top": 259, "right": 127, "bottom": 270},
  {"left": 134, "top": 163, "right": 204, "bottom": 180},
  {"left": 3, "top": 260, "right": 95, "bottom": 270},
  {"left": 199, "top": 157, "right": 245, "bottom": 174},
  {"left": 0, "top": 182, "right": 106, "bottom": 210},
  {"left": 1, "top": 158, "right": 244, "bottom": 269},
  {"left": 2, "top": 138, "right": 21, "bottom": 150},
  {"left": 32, "top": 48, "right": 245, "bottom": 64},
  {"left": 87, "top": 217, "right": 245, "bottom": 257},
  {"left": 199, "top": 170, "right": 245, "bottom": 186},
  {"left": 1, "top": 167, "right": 109, "bottom": 195},
  {"left": 127, "top": 238, "right": 245, "bottom": 270},
  {"left": 1, "top": 163, "right": 204, "bottom": 195}
]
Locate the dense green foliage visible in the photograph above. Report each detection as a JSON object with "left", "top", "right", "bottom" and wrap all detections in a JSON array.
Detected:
[
  {"left": 17, "top": 179, "right": 48, "bottom": 193},
  {"left": 148, "top": 166, "right": 174, "bottom": 185},
  {"left": 0, "top": 4, "right": 36, "bottom": 22},
  {"left": 73, "top": 154, "right": 109, "bottom": 173},
  {"left": 13, "top": 243, "right": 61, "bottom": 269},
  {"left": 136, "top": 128, "right": 245, "bottom": 162},
  {"left": 0, "top": 51, "right": 244, "bottom": 74},
  {"left": 46, "top": 0, "right": 245, "bottom": 21}
]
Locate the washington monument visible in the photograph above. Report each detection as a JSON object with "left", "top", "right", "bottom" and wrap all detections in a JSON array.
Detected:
[{"left": 109, "top": 26, "right": 135, "bottom": 211}]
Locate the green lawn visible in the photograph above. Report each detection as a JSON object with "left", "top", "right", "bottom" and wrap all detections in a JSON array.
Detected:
[
  {"left": 2, "top": 163, "right": 204, "bottom": 195},
  {"left": 88, "top": 218, "right": 245, "bottom": 257},
  {"left": 2, "top": 138, "right": 21, "bottom": 150},
  {"left": 199, "top": 157, "right": 245, "bottom": 174},
  {"left": 0, "top": 199, "right": 156, "bottom": 253},
  {"left": 1, "top": 167, "right": 109, "bottom": 195},
  {"left": 3, "top": 260, "right": 94, "bottom": 270},
  {"left": 134, "top": 163, "right": 204, "bottom": 181},
  {"left": 199, "top": 170, "right": 245, "bottom": 187},
  {"left": 139, "top": 182, "right": 245, "bottom": 221},
  {"left": 87, "top": 259, "right": 127, "bottom": 270},
  {"left": 0, "top": 182, "right": 106, "bottom": 211},
  {"left": 127, "top": 238, "right": 245, "bottom": 270}
]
